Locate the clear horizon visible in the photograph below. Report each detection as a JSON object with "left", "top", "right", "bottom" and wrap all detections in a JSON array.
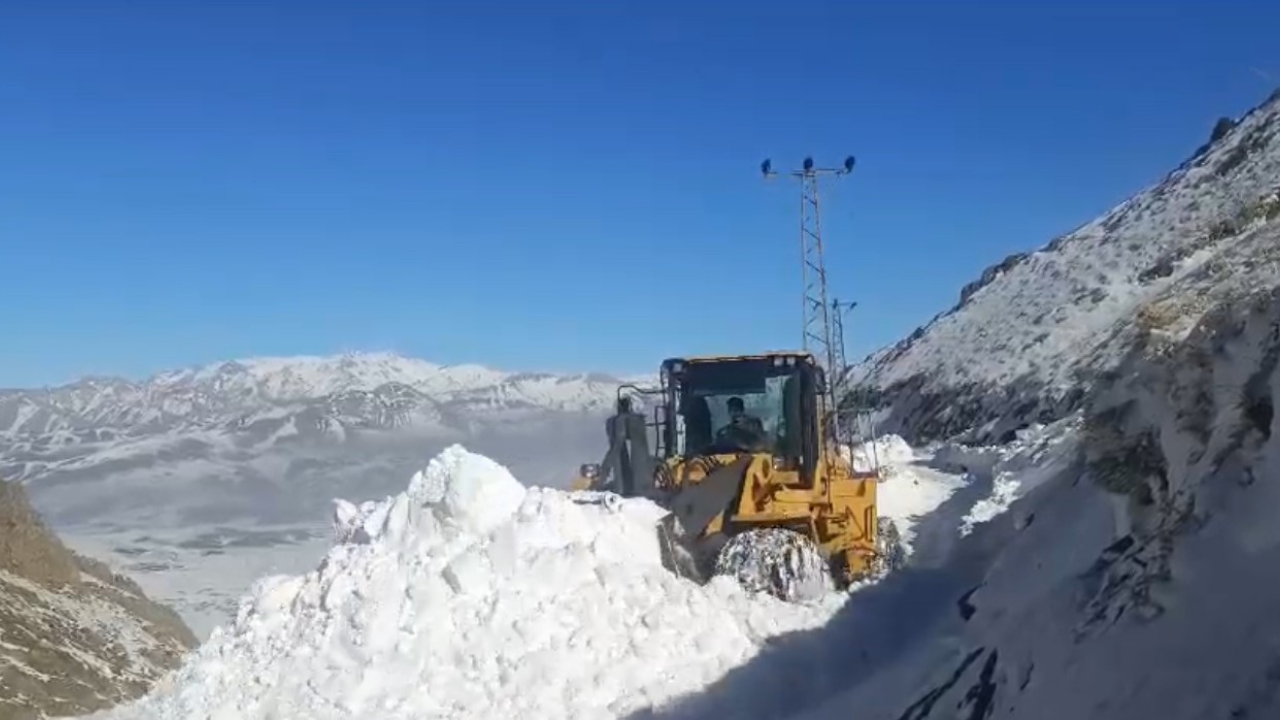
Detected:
[{"left": 4, "top": 2, "right": 1279, "bottom": 387}]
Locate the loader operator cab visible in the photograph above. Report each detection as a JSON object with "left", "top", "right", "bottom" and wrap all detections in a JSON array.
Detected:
[
  {"left": 659, "top": 353, "right": 824, "bottom": 482},
  {"left": 574, "top": 352, "right": 827, "bottom": 496}
]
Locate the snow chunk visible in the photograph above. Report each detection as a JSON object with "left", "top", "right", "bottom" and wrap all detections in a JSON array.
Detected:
[
  {"left": 418, "top": 444, "right": 526, "bottom": 535},
  {"left": 98, "top": 444, "right": 844, "bottom": 720},
  {"left": 846, "top": 434, "right": 915, "bottom": 473}
]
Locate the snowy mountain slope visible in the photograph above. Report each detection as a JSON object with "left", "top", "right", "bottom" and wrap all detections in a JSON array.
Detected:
[
  {"left": 0, "top": 479, "right": 195, "bottom": 719},
  {"left": 793, "top": 273, "right": 1280, "bottom": 720},
  {"left": 0, "top": 352, "right": 639, "bottom": 637},
  {"left": 851, "top": 88, "right": 1280, "bottom": 445}
]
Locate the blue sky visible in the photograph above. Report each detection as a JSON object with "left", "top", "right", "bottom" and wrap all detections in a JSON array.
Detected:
[{"left": 2, "top": 1, "right": 1279, "bottom": 387}]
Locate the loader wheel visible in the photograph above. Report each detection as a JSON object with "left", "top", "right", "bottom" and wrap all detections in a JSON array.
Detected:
[{"left": 714, "top": 527, "right": 834, "bottom": 603}]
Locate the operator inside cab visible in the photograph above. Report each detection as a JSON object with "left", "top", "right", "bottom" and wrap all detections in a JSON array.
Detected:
[{"left": 717, "top": 396, "right": 765, "bottom": 441}]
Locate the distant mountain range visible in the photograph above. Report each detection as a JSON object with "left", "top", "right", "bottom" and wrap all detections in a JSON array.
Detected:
[
  {"left": 0, "top": 352, "right": 632, "bottom": 444},
  {"left": 1, "top": 351, "right": 641, "bottom": 523}
]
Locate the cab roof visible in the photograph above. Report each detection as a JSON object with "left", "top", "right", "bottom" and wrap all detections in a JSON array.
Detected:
[{"left": 660, "top": 351, "right": 817, "bottom": 366}]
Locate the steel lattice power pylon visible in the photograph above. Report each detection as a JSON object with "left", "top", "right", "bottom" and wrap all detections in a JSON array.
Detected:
[
  {"left": 830, "top": 298, "right": 858, "bottom": 397},
  {"left": 761, "top": 155, "right": 856, "bottom": 444}
]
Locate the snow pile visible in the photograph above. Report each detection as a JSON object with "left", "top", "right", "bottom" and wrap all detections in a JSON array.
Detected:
[{"left": 93, "top": 445, "right": 846, "bottom": 720}]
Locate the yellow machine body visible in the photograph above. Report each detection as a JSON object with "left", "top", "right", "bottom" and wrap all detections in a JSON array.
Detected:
[{"left": 574, "top": 351, "right": 882, "bottom": 587}]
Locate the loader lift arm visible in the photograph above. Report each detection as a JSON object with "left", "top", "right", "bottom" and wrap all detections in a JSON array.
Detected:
[{"left": 577, "top": 385, "right": 663, "bottom": 497}]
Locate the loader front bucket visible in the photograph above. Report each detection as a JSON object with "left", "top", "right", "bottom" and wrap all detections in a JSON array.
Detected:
[
  {"left": 652, "top": 456, "right": 750, "bottom": 585},
  {"left": 655, "top": 513, "right": 710, "bottom": 584}
]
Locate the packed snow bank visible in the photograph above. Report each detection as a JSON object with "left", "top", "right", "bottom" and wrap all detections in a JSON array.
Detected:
[{"left": 91, "top": 446, "right": 846, "bottom": 720}]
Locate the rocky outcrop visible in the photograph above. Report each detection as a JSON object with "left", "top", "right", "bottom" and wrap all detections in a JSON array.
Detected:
[{"left": 0, "top": 479, "right": 196, "bottom": 719}]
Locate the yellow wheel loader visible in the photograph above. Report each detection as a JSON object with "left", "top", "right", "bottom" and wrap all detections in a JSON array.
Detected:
[{"left": 574, "top": 351, "right": 883, "bottom": 600}]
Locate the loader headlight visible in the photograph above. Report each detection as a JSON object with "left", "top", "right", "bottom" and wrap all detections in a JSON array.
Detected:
[{"left": 579, "top": 463, "right": 601, "bottom": 479}]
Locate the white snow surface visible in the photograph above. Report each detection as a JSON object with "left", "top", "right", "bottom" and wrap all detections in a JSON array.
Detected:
[{"left": 92, "top": 445, "right": 845, "bottom": 720}]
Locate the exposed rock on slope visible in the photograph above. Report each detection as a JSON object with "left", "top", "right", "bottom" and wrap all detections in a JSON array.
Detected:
[
  {"left": 851, "top": 87, "right": 1280, "bottom": 445},
  {"left": 0, "top": 479, "right": 195, "bottom": 719}
]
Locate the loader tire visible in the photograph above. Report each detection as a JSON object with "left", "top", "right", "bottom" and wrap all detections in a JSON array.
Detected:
[{"left": 714, "top": 527, "right": 833, "bottom": 603}]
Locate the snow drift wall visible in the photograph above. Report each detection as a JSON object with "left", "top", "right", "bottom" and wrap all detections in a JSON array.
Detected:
[{"left": 91, "top": 446, "right": 845, "bottom": 720}]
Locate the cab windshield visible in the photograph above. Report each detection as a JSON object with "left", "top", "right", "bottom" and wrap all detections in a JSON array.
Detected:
[{"left": 670, "top": 359, "right": 798, "bottom": 456}]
